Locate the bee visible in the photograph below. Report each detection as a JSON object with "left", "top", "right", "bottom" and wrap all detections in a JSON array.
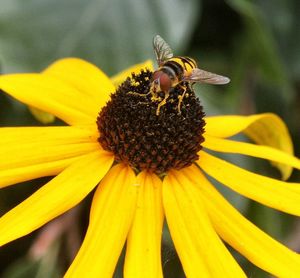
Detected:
[{"left": 150, "top": 35, "right": 230, "bottom": 115}]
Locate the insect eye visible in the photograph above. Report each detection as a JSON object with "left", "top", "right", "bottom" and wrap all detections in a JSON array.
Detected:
[
  {"left": 159, "top": 73, "right": 172, "bottom": 92},
  {"left": 154, "top": 79, "right": 159, "bottom": 85}
]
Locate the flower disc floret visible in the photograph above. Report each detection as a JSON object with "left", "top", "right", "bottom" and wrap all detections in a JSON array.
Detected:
[{"left": 97, "top": 70, "right": 206, "bottom": 174}]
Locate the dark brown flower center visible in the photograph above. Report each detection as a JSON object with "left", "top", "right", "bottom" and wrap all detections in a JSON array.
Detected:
[{"left": 97, "top": 69, "right": 205, "bottom": 174}]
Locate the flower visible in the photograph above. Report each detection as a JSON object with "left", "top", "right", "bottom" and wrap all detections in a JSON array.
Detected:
[{"left": 0, "top": 57, "right": 300, "bottom": 277}]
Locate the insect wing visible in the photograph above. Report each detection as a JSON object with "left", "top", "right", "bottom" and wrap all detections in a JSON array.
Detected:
[
  {"left": 185, "top": 68, "right": 230, "bottom": 85},
  {"left": 153, "top": 35, "right": 174, "bottom": 66}
]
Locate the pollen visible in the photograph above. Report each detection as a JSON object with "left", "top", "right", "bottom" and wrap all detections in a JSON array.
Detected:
[
  {"left": 131, "top": 80, "right": 140, "bottom": 86},
  {"left": 97, "top": 70, "right": 206, "bottom": 174}
]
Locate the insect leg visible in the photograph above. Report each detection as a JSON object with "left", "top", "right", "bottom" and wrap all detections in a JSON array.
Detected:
[
  {"left": 156, "top": 90, "right": 170, "bottom": 116},
  {"left": 127, "top": 91, "right": 152, "bottom": 97},
  {"left": 177, "top": 85, "right": 187, "bottom": 114}
]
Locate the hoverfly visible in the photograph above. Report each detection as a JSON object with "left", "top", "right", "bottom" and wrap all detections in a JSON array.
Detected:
[{"left": 150, "top": 35, "right": 230, "bottom": 115}]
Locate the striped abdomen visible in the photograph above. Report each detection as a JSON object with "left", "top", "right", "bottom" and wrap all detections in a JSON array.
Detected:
[{"left": 160, "top": 56, "right": 198, "bottom": 82}]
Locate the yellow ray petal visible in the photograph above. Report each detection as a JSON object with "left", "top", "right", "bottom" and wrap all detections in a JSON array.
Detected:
[
  {"left": 124, "top": 171, "right": 164, "bottom": 278},
  {"left": 28, "top": 106, "right": 56, "bottom": 124},
  {"left": 43, "top": 58, "right": 115, "bottom": 114},
  {"left": 181, "top": 165, "right": 300, "bottom": 277},
  {"left": 65, "top": 164, "right": 138, "bottom": 278},
  {"left": 163, "top": 170, "right": 246, "bottom": 278},
  {"left": 0, "top": 156, "right": 80, "bottom": 188},
  {"left": 205, "top": 113, "right": 293, "bottom": 179},
  {"left": 0, "top": 151, "right": 114, "bottom": 247},
  {"left": 111, "top": 60, "right": 154, "bottom": 88},
  {"left": 1, "top": 142, "right": 99, "bottom": 170},
  {"left": 0, "top": 125, "right": 98, "bottom": 144},
  {"left": 203, "top": 135, "right": 300, "bottom": 178},
  {"left": 0, "top": 73, "right": 98, "bottom": 125},
  {"left": 198, "top": 151, "right": 300, "bottom": 216},
  {"left": 0, "top": 126, "right": 99, "bottom": 188}
]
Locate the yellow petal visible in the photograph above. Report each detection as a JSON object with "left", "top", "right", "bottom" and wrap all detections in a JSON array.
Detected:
[
  {"left": 203, "top": 135, "right": 300, "bottom": 178},
  {"left": 43, "top": 58, "right": 115, "bottom": 114},
  {"left": 0, "top": 125, "right": 98, "bottom": 144},
  {"left": 28, "top": 106, "right": 56, "bottom": 124},
  {"left": 163, "top": 170, "right": 246, "bottom": 278},
  {"left": 181, "top": 165, "right": 300, "bottom": 277},
  {"left": 111, "top": 60, "right": 154, "bottom": 88},
  {"left": 0, "top": 151, "right": 114, "bottom": 246},
  {"left": 1, "top": 141, "right": 98, "bottom": 170},
  {"left": 198, "top": 151, "right": 300, "bottom": 216},
  {"left": 0, "top": 156, "right": 80, "bottom": 189},
  {"left": 124, "top": 171, "right": 164, "bottom": 278},
  {"left": 0, "top": 74, "right": 97, "bottom": 125},
  {"left": 65, "top": 164, "right": 138, "bottom": 278},
  {"left": 0, "top": 126, "right": 99, "bottom": 188},
  {"left": 205, "top": 113, "right": 293, "bottom": 179}
]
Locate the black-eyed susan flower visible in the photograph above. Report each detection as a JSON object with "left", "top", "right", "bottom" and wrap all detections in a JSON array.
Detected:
[{"left": 0, "top": 57, "right": 300, "bottom": 277}]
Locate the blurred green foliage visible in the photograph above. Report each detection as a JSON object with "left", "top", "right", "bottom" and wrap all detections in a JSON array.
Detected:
[{"left": 0, "top": 0, "right": 300, "bottom": 277}]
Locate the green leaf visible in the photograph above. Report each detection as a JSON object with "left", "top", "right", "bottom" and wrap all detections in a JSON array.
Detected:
[
  {"left": 227, "top": 0, "right": 290, "bottom": 85},
  {"left": 1, "top": 259, "right": 41, "bottom": 278},
  {"left": 0, "top": 0, "right": 201, "bottom": 75},
  {"left": 254, "top": 0, "right": 300, "bottom": 81},
  {"left": 2, "top": 241, "right": 61, "bottom": 278}
]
